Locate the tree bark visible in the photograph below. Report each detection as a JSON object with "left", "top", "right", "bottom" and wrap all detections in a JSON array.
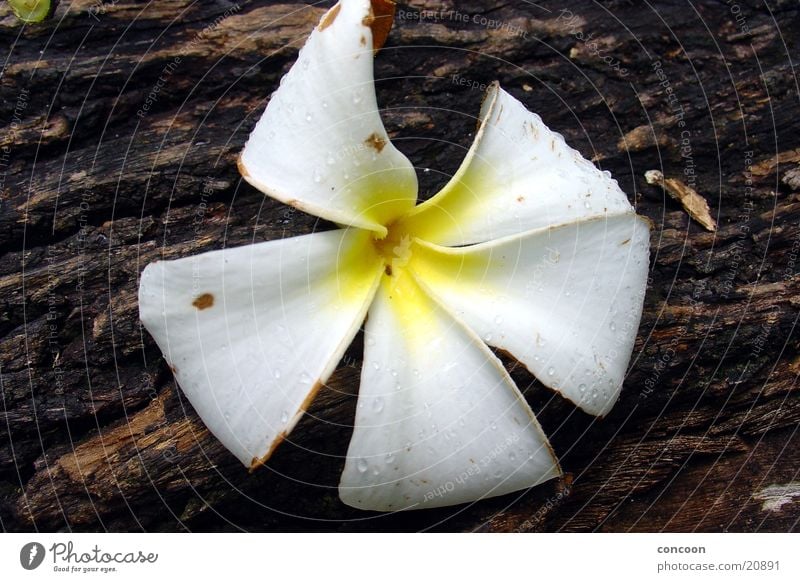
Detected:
[{"left": 1, "top": 0, "right": 798, "bottom": 532}]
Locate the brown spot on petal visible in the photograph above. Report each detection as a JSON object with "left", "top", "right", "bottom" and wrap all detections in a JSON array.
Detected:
[
  {"left": 620, "top": 238, "right": 631, "bottom": 246},
  {"left": 192, "top": 293, "right": 214, "bottom": 310},
  {"left": 249, "top": 431, "right": 288, "bottom": 473},
  {"left": 364, "top": 0, "right": 396, "bottom": 51},
  {"left": 516, "top": 195, "right": 525, "bottom": 203},
  {"left": 476, "top": 82, "right": 499, "bottom": 132},
  {"left": 384, "top": 264, "right": 393, "bottom": 276},
  {"left": 300, "top": 380, "right": 325, "bottom": 414},
  {"left": 236, "top": 154, "right": 250, "bottom": 179},
  {"left": 249, "top": 380, "right": 326, "bottom": 472},
  {"left": 318, "top": 3, "right": 341, "bottom": 31},
  {"left": 360, "top": 35, "right": 367, "bottom": 46},
  {"left": 365, "top": 132, "right": 387, "bottom": 153}
]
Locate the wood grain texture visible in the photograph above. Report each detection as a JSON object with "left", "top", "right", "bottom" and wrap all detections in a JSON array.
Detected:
[{"left": 1, "top": 0, "right": 798, "bottom": 532}]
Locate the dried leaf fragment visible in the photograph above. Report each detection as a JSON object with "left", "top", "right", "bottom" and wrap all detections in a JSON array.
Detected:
[{"left": 645, "top": 169, "right": 717, "bottom": 232}]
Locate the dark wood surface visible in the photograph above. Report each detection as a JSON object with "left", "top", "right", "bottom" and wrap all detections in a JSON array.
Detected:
[{"left": 1, "top": 0, "right": 798, "bottom": 532}]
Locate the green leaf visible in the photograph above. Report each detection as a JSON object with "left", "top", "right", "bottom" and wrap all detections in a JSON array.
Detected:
[{"left": 7, "top": 0, "right": 55, "bottom": 23}]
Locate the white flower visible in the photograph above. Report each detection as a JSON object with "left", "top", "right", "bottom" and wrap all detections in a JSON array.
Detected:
[{"left": 138, "top": 0, "right": 650, "bottom": 511}]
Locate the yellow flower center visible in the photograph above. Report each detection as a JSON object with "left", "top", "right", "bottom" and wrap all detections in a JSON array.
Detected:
[{"left": 372, "top": 221, "right": 414, "bottom": 276}]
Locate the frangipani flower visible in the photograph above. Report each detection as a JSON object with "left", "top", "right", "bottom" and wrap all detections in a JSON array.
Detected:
[{"left": 138, "top": 0, "right": 649, "bottom": 511}]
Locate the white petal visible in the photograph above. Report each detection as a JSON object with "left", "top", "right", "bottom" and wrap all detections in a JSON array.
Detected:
[
  {"left": 399, "top": 83, "right": 634, "bottom": 245},
  {"left": 239, "top": 0, "right": 417, "bottom": 235},
  {"left": 138, "top": 229, "right": 382, "bottom": 468},
  {"left": 339, "top": 270, "right": 560, "bottom": 511},
  {"left": 409, "top": 214, "right": 650, "bottom": 417}
]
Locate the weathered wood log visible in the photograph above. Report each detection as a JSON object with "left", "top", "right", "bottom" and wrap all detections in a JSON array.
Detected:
[{"left": 1, "top": 0, "right": 798, "bottom": 531}]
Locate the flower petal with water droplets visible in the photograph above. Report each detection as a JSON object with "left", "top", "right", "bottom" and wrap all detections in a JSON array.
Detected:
[
  {"left": 399, "top": 82, "right": 633, "bottom": 245},
  {"left": 139, "top": 228, "right": 382, "bottom": 468},
  {"left": 339, "top": 269, "right": 560, "bottom": 511},
  {"left": 409, "top": 213, "right": 650, "bottom": 416},
  {"left": 239, "top": 0, "right": 417, "bottom": 235}
]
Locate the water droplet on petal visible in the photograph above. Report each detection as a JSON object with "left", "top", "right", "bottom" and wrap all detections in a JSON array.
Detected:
[
  {"left": 494, "top": 315, "right": 504, "bottom": 325},
  {"left": 280, "top": 410, "right": 289, "bottom": 423},
  {"left": 547, "top": 367, "right": 556, "bottom": 376},
  {"left": 609, "top": 321, "right": 617, "bottom": 331},
  {"left": 357, "top": 458, "right": 368, "bottom": 473},
  {"left": 490, "top": 422, "right": 497, "bottom": 431},
  {"left": 372, "top": 396, "right": 384, "bottom": 413},
  {"left": 508, "top": 452, "right": 516, "bottom": 461},
  {"left": 274, "top": 369, "right": 281, "bottom": 379}
]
